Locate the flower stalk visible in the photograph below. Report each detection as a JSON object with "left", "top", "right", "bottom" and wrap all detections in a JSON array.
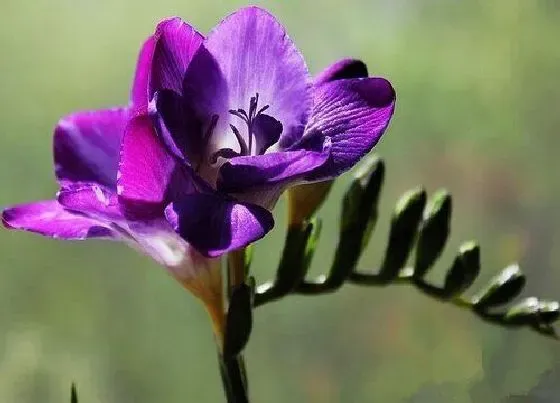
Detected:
[{"left": 216, "top": 250, "right": 252, "bottom": 402}]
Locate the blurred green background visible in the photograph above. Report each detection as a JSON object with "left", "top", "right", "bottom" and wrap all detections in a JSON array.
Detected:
[{"left": 1, "top": 1, "right": 559, "bottom": 402}]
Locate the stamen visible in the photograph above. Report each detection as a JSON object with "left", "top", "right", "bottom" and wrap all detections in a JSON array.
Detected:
[
  {"left": 257, "top": 105, "right": 269, "bottom": 115},
  {"left": 230, "top": 124, "right": 248, "bottom": 155},
  {"left": 228, "top": 109, "right": 249, "bottom": 123},
  {"left": 249, "top": 93, "right": 259, "bottom": 119},
  {"left": 227, "top": 92, "right": 271, "bottom": 156},
  {"left": 237, "top": 109, "right": 249, "bottom": 120}
]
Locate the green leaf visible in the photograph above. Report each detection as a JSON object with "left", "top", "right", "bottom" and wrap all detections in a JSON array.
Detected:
[
  {"left": 223, "top": 283, "right": 253, "bottom": 358},
  {"left": 414, "top": 190, "right": 452, "bottom": 279},
  {"left": 474, "top": 264, "right": 526, "bottom": 310},
  {"left": 443, "top": 241, "right": 480, "bottom": 298},
  {"left": 378, "top": 188, "right": 427, "bottom": 281}
]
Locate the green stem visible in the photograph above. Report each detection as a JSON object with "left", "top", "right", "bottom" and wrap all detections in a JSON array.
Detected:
[{"left": 218, "top": 353, "right": 249, "bottom": 403}]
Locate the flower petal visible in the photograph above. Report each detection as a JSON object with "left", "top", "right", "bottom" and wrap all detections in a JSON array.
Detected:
[
  {"left": 302, "top": 77, "right": 395, "bottom": 180},
  {"left": 166, "top": 194, "right": 274, "bottom": 257},
  {"left": 2, "top": 200, "right": 114, "bottom": 240},
  {"left": 155, "top": 89, "right": 206, "bottom": 165},
  {"left": 54, "top": 107, "right": 129, "bottom": 189},
  {"left": 217, "top": 146, "right": 330, "bottom": 193},
  {"left": 117, "top": 113, "right": 193, "bottom": 218},
  {"left": 205, "top": 6, "right": 311, "bottom": 146},
  {"left": 154, "top": 42, "right": 231, "bottom": 162},
  {"left": 253, "top": 114, "right": 283, "bottom": 155},
  {"left": 150, "top": 17, "right": 204, "bottom": 97},
  {"left": 313, "top": 59, "right": 369, "bottom": 85},
  {"left": 58, "top": 183, "right": 122, "bottom": 222},
  {"left": 131, "top": 36, "right": 156, "bottom": 109}
]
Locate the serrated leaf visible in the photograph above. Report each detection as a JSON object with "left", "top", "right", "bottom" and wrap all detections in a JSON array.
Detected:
[
  {"left": 414, "top": 190, "right": 452, "bottom": 278},
  {"left": 223, "top": 283, "right": 253, "bottom": 358},
  {"left": 443, "top": 241, "right": 480, "bottom": 298},
  {"left": 474, "top": 264, "right": 526, "bottom": 310},
  {"left": 378, "top": 188, "right": 427, "bottom": 281}
]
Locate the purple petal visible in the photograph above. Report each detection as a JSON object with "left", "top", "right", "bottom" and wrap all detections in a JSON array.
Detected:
[
  {"left": 150, "top": 17, "right": 204, "bottom": 97},
  {"left": 205, "top": 6, "right": 311, "bottom": 146},
  {"left": 117, "top": 113, "right": 190, "bottom": 218},
  {"left": 131, "top": 36, "right": 156, "bottom": 109},
  {"left": 154, "top": 89, "right": 205, "bottom": 166},
  {"left": 54, "top": 107, "right": 129, "bottom": 189},
  {"left": 313, "top": 59, "right": 369, "bottom": 86},
  {"left": 217, "top": 146, "right": 330, "bottom": 193},
  {"left": 302, "top": 77, "right": 395, "bottom": 180},
  {"left": 2, "top": 200, "right": 114, "bottom": 240},
  {"left": 58, "top": 183, "right": 122, "bottom": 222},
  {"left": 167, "top": 193, "right": 274, "bottom": 257},
  {"left": 154, "top": 43, "right": 231, "bottom": 164},
  {"left": 253, "top": 114, "right": 282, "bottom": 155}
]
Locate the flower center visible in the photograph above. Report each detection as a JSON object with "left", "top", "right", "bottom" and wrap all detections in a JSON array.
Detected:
[
  {"left": 228, "top": 92, "right": 270, "bottom": 156},
  {"left": 209, "top": 93, "right": 282, "bottom": 167}
]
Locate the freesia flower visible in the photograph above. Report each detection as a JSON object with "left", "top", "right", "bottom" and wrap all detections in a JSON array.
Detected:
[
  {"left": 1, "top": 42, "right": 226, "bottom": 335},
  {"left": 2, "top": 7, "right": 395, "bottom": 338},
  {"left": 122, "top": 7, "right": 396, "bottom": 258}
]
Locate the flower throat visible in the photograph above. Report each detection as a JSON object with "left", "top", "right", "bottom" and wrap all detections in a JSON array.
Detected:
[{"left": 228, "top": 93, "right": 270, "bottom": 156}]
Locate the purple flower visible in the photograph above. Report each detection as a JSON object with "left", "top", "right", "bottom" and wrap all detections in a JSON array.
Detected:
[
  {"left": 1, "top": 41, "right": 224, "bottom": 317},
  {"left": 2, "top": 7, "right": 394, "bottom": 304},
  {"left": 119, "top": 7, "right": 396, "bottom": 256}
]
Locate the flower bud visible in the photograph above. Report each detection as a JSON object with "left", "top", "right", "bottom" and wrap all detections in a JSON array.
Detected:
[{"left": 287, "top": 181, "right": 334, "bottom": 227}]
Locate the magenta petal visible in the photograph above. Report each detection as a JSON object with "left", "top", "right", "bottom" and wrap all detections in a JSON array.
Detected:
[
  {"left": 150, "top": 17, "right": 204, "bottom": 97},
  {"left": 54, "top": 107, "right": 129, "bottom": 189},
  {"left": 117, "top": 114, "right": 182, "bottom": 218},
  {"left": 131, "top": 36, "right": 156, "bottom": 109},
  {"left": 2, "top": 201, "right": 114, "bottom": 240},
  {"left": 303, "top": 77, "right": 396, "bottom": 180},
  {"left": 217, "top": 147, "right": 330, "bottom": 193},
  {"left": 205, "top": 6, "right": 311, "bottom": 145},
  {"left": 167, "top": 194, "right": 274, "bottom": 257},
  {"left": 313, "top": 59, "right": 369, "bottom": 85},
  {"left": 58, "top": 183, "right": 122, "bottom": 222}
]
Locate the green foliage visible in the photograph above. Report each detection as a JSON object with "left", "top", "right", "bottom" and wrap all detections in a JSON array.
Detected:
[{"left": 255, "top": 156, "right": 560, "bottom": 339}]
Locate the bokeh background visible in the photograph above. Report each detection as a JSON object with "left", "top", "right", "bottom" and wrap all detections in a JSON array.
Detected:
[{"left": 1, "top": 1, "right": 559, "bottom": 402}]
